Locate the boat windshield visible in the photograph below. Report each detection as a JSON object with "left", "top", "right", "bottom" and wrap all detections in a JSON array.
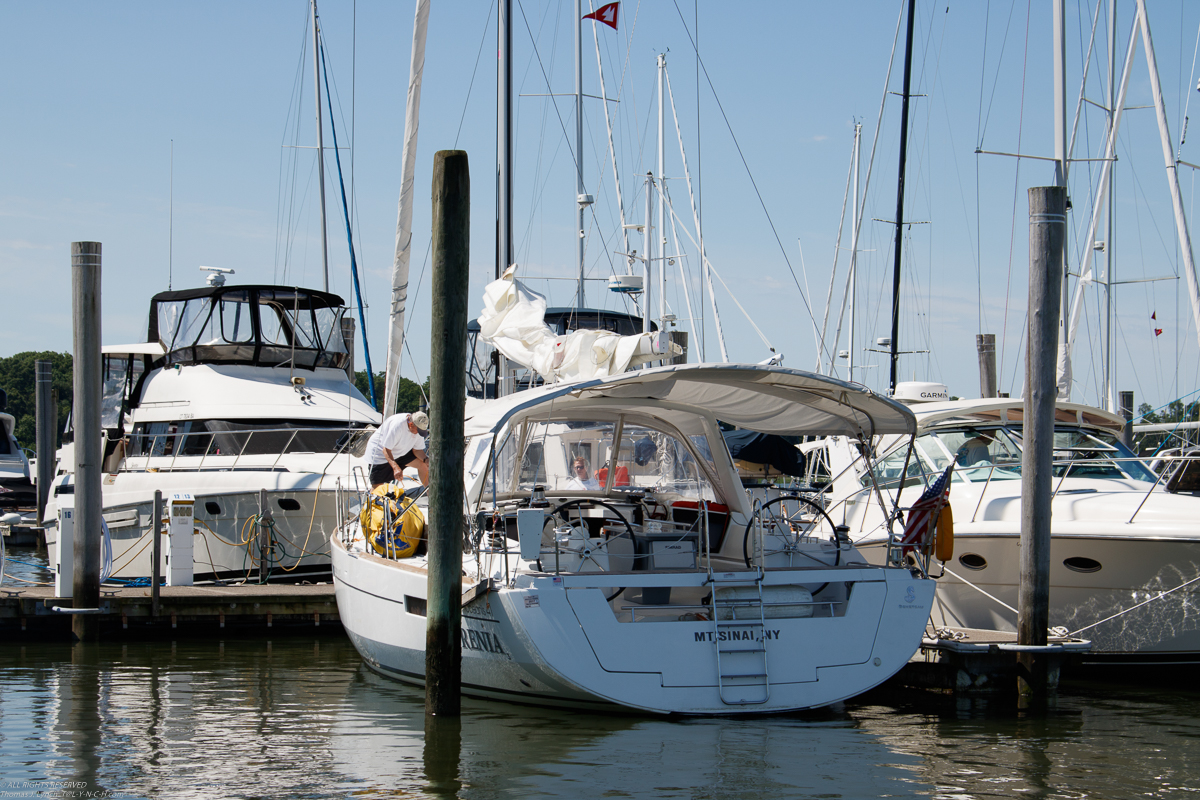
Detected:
[
  {"left": 921, "top": 426, "right": 1023, "bottom": 481},
  {"left": 915, "top": 424, "right": 1155, "bottom": 483},
  {"left": 151, "top": 286, "right": 349, "bottom": 369},
  {"left": 485, "top": 418, "right": 716, "bottom": 501},
  {"left": 1043, "top": 428, "right": 1156, "bottom": 481}
]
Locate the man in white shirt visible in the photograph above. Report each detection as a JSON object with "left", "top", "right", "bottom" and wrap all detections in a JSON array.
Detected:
[
  {"left": 364, "top": 411, "right": 429, "bottom": 487},
  {"left": 565, "top": 456, "right": 599, "bottom": 490}
]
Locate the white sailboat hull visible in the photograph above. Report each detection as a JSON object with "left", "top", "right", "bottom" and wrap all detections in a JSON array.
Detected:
[{"left": 333, "top": 535, "right": 935, "bottom": 715}]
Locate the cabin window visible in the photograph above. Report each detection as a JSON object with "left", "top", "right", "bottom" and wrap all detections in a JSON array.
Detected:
[{"left": 129, "top": 420, "right": 365, "bottom": 457}]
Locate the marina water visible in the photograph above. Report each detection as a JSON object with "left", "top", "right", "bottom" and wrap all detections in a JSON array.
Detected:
[{"left": 2, "top": 557, "right": 1198, "bottom": 798}]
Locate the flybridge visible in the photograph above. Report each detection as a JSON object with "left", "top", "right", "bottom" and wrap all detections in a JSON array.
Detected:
[{"left": 147, "top": 285, "right": 351, "bottom": 370}]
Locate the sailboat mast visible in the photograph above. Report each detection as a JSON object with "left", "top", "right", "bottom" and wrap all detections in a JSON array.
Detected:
[
  {"left": 1104, "top": 0, "right": 1118, "bottom": 413},
  {"left": 575, "top": 0, "right": 585, "bottom": 310},
  {"left": 495, "top": 0, "right": 513, "bottom": 398},
  {"left": 850, "top": 122, "right": 861, "bottom": 384},
  {"left": 498, "top": 0, "right": 513, "bottom": 281},
  {"left": 888, "top": 0, "right": 917, "bottom": 396},
  {"left": 657, "top": 53, "right": 666, "bottom": 324},
  {"left": 311, "top": 0, "right": 330, "bottom": 292}
]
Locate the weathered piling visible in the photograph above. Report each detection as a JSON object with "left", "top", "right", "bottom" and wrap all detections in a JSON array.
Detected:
[
  {"left": 35, "top": 359, "right": 54, "bottom": 524},
  {"left": 1120, "top": 390, "right": 1135, "bottom": 449},
  {"left": 71, "top": 242, "right": 103, "bottom": 643},
  {"left": 425, "top": 150, "right": 470, "bottom": 716},
  {"left": 1019, "top": 187, "right": 1066, "bottom": 701},
  {"left": 152, "top": 490, "right": 162, "bottom": 618},
  {"left": 976, "top": 333, "right": 997, "bottom": 398}
]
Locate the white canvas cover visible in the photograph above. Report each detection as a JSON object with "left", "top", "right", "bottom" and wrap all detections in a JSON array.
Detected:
[
  {"left": 477, "top": 268, "right": 676, "bottom": 383},
  {"left": 464, "top": 363, "right": 915, "bottom": 441}
]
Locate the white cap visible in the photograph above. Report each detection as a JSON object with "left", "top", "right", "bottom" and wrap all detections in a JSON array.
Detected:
[{"left": 410, "top": 411, "right": 429, "bottom": 434}]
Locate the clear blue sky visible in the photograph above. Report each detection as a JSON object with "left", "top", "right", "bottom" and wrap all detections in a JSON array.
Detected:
[{"left": 3, "top": 1, "right": 1199, "bottom": 413}]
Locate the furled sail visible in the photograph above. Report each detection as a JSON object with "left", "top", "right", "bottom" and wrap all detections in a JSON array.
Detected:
[
  {"left": 477, "top": 267, "right": 679, "bottom": 383},
  {"left": 383, "top": 0, "right": 430, "bottom": 417}
]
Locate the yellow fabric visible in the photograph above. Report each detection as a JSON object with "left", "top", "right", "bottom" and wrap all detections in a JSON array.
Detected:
[{"left": 360, "top": 482, "right": 426, "bottom": 559}]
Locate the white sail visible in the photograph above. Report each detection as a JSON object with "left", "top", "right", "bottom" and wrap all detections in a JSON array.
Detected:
[
  {"left": 384, "top": 0, "right": 430, "bottom": 417},
  {"left": 478, "top": 268, "right": 679, "bottom": 383}
]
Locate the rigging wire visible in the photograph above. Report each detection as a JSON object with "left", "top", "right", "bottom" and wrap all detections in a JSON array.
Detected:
[{"left": 668, "top": 0, "right": 825, "bottom": 365}]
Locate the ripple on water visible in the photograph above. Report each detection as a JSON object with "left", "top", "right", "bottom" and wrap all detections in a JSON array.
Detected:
[{"left": 1, "top": 638, "right": 1198, "bottom": 799}]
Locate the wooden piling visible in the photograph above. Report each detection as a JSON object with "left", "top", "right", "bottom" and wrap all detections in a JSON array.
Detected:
[
  {"left": 71, "top": 242, "right": 103, "bottom": 643},
  {"left": 976, "top": 333, "right": 997, "bottom": 398},
  {"left": 152, "top": 490, "right": 162, "bottom": 618},
  {"left": 425, "top": 150, "right": 470, "bottom": 717},
  {"left": 35, "top": 360, "right": 54, "bottom": 525},
  {"left": 1019, "top": 187, "right": 1066, "bottom": 701},
  {"left": 1120, "top": 390, "right": 1135, "bottom": 449}
]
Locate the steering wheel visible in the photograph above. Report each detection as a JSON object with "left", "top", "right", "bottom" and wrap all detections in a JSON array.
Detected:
[
  {"left": 544, "top": 498, "right": 636, "bottom": 600},
  {"left": 742, "top": 494, "right": 842, "bottom": 570}
]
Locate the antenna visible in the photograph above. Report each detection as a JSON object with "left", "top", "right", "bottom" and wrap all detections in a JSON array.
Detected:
[
  {"left": 200, "top": 266, "right": 235, "bottom": 287},
  {"left": 169, "top": 140, "right": 174, "bottom": 290}
]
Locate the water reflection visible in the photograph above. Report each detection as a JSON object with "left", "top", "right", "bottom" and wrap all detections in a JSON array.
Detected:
[{"left": 1, "top": 638, "right": 1198, "bottom": 798}]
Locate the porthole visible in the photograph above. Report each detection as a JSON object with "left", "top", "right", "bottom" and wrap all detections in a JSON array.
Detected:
[
  {"left": 958, "top": 553, "right": 988, "bottom": 571},
  {"left": 205, "top": 501, "right": 222, "bottom": 515},
  {"left": 1063, "top": 556, "right": 1102, "bottom": 573},
  {"left": 276, "top": 498, "right": 301, "bottom": 511}
]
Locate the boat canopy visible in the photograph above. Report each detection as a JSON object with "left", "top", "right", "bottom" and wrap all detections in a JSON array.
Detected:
[
  {"left": 911, "top": 399, "right": 1126, "bottom": 434},
  {"left": 147, "top": 285, "right": 350, "bottom": 370},
  {"left": 464, "top": 363, "right": 915, "bottom": 440}
]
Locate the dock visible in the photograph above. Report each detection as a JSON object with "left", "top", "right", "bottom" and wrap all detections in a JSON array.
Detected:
[
  {"left": 0, "top": 583, "right": 341, "bottom": 640},
  {"left": 894, "top": 627, "right": 1091, "bottom": 695}
]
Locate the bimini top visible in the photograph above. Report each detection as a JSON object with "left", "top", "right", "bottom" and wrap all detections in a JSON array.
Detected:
[
  {"left": 464, "top": 363, "right": 915, "bottom": 440},
  {"left": 910, "top": 398, "right": 1126, "bottom": 434},
  {"left": 147, "top": 285, "right": 350, "bottom": 370}
]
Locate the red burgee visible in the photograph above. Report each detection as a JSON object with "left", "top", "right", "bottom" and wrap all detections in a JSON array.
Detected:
[
  {"left": 1156, "top": 328, "right": 1164, "bottom": 337},
  {"left": 583, "top": 2, "right": 619, "bottom": 30},
  {"left": 1152, "top": 311, "right": 1157, "bottom": 320}
]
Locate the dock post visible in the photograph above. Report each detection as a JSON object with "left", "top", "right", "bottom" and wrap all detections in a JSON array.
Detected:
[
  {"left": 425, "top": 150, "right": 470, "bottom": 717},
  {"left": 35, "top": 360, "right": 55, "bottom": 525},
  {"left": 258, "top": 489, "right": 272, "bottom": 582},
  {"left": 152, "top": 490, "right": 162, "bottom": 617},
  {"left": 71, "top": 242, "right": 103, "bottom": 643},
  {"left": 1119, "top": 390, "right": 1135, "bottom": 450},
  {"left": 976, "top": 333, "right": 997, "bottom": 398},
  {"left": 1019, "top": 187, "right": 1066, "bottom": 703}
]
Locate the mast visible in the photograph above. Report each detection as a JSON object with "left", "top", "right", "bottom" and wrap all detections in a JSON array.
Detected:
[
  {"left": 574, "top": 0, "right": 585, "bottom": 310},
  {"left": 384, "top": 0, "right": 430, "bottom": 417},
  {"left": 1104, "top": 0, "right": 1117, "bottom": 412},
  {"left": 494, "top": 0, "right": 513, "bottom": 398},
  {"left": 849, "top": 122, "right": 861, "bottom": 384},
  {"left": 657, "top": 53, "right": 666, "bottom": 325},
  {"left": 1053, "top": 0, "right": 1071, "bottom": 398},
  {"left": 887, "top": 0, "right": 917, "bottom": 396},
  {"left": 643, "top": 172, "right": 653, "bottom": 334},
  {"left": 311, "top": 0, "right": 330, "bottom": 292}
]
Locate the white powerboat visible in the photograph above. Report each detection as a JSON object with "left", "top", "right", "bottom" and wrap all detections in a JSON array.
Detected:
[
  {"left": 0, "top": 402, "right": 35, "bottom": 510},
  {"left": 808, "top": 395, "right": 1200, "bottom": 667},
  {"left": 45, "top": 283, "right": 380, "bottom": 583},
  {"left": 333, "top": 364, "right": 936, "bottom": 714}
]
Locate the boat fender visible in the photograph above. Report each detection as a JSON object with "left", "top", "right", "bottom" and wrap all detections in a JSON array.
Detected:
[
  {"left": 934, "top": 504, "right": 954, "bottom": 562},
  {"left": 360, "top": 482, "right": 426, "bottom": 559}
]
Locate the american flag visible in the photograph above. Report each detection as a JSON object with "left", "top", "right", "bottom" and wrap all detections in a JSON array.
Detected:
[{"left": 900, "top": 465, "right": 954, "bottom": 555}]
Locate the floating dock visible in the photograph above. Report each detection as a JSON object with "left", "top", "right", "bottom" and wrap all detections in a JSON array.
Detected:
[
  {"left": 894, "top": 627, "right": 1091, "bottom": 695},
  {"left": 0, "top": 583, "right": 341, "bottom": 640}
]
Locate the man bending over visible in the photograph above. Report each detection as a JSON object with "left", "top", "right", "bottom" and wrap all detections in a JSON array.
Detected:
[{"left": 365, "top": 411, "right": 429, "bottom": 487}]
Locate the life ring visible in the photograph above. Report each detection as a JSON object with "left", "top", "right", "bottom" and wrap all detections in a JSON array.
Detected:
[{"left": 934, "top": 503, "right": 954, "bottom": 562}]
